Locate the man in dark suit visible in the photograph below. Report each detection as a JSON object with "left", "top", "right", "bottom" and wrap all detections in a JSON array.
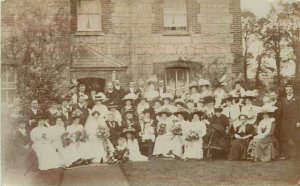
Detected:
[
  {"left": 121, "top": 109, "right": 141, "bottom": 137},
  {"left": 125, "top": 81, "right": 138, "bottom": 95},
  {"left": 269, "top": 90, "right": 281, "bottom": 141},
  {"left": 72, "top": 95, "right": 89, "bottom": 125},
  {"left": 136, "top": 80, "right": 145, "bottom": 96},
  {"left": 279, "top": 84, "right": 300, "bottom": 160},
  {"left": 88, "top": 89, "right": 97, "bottom": 109},
  {"left": 113, "top": 79, "right": 126, "bottom": 107},
  {"left": 26, "top": 99, "right": 43, "bottom": 132}
]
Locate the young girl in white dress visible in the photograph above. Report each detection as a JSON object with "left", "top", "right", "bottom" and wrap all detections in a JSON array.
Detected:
[
  {"left": 123, "top": 128, "right": 148, "bottom": 161},
  {"left": 30, "top": 115, "right": 63, "bottom": 170},
  {"left": 182, "top": 111, "right": 207, "bottom": 160},
  {"left": 66, "top": 116, "right": 94, "bottom": 163}
]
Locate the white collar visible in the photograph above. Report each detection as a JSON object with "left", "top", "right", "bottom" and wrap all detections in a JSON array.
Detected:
[{"left": 287, "top": 94, "right": 294, "bottom": 100}]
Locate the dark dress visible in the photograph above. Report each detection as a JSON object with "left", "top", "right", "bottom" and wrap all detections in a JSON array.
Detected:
[
  {"left": 229, "top": 124, "right": 255, "bottom": 160},
  {"left": 106, "top": 121, "right": 121, "bottom": 147},
  {"left": 72, "top": 104, "right": 89, "bottom": 125},
  {"left": 204, "top": 114, "right": 229, "bottom": 158},
  {"left": 279, "top": 95, "right": 300, "bottom": 158}
]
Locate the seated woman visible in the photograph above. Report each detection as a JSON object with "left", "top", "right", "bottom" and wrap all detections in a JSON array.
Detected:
[
  {"left": 138, "top": 110, "right": 155, "bottom": 158},
  {"left": 247, "top": 105, "right": 278, "bottom": 162},
  {"left": 30, "top": 115, "right": 63, "bottom": 170},
  {"left": 229, "top": 114, "right": 255, "bottom": 161},
  {"left": 182, "top": 111, "right": 207, "bottom": 160},
  {"left": 123, "top": 128, "right": 148, "bottom": 161},
  {"left": 204, "top": 108, "right": 229, "bottom": 159},
  {"left": 113, "top": 138, "right": 130, "bottom": 164},
  {"left": 153, "top": 109, "right": 183, "bottom": 158},
  {"left": 106, "top": 112, "right": 121, "bottom": 147}
]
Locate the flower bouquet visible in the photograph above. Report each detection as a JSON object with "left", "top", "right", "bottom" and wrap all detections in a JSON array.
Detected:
[
  {"left": 75, "top": 130, "right": 88, "bottom": 143},
  {"left": 157, "top": 124, "right": 167, "bottom": 135},
  {"left": 171, "top": 125, "right": 182, "bottom": 136},
  {"left": 96, "top": 127, "right": 110, "bottom": 139},
  {"left": 185, "top": 131, "right": 200, "bottom": 142},
  {"left": 61, "top": 132, "right": 72, "bottom": 147}
]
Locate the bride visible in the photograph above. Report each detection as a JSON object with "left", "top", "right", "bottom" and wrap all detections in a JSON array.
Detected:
[{"left": 84, "top": 111, "right": 114, "bottom": 163}]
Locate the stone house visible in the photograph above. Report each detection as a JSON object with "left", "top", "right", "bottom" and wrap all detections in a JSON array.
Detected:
[{"left": 1, "top": 0, "right": 243, "bottom": 104}]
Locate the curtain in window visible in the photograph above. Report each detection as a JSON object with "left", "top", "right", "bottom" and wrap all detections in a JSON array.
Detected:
[
  {"left": 163, "top": 0, "right": 187, "bottom": 28},
  {"left": 77, "top": 0, "right": 101, "bottom": 31}
]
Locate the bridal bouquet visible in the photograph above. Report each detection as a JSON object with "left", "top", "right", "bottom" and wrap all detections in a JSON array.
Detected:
[
  {"left": 61, "top": 132, "right": 72, "bottom": 147},
  {"left": 96, "top": 127, "right": 110, "bottom": 139},
  {"left": 185, "top": 131, "right": 200, "bottom": 142}
]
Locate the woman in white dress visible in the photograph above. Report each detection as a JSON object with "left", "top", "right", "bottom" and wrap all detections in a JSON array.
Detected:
[
  {"left": 66, "top": 116, "right": 94, "bottom": 163},
  {"left": 30, "top": 115, "right": 63, "bottom": 170},
  {"left": 91, "top": 93, "right": 109, "bottom": 119},
  {"left": 182, "top": 111, "right": 207, "bottom": 160},
  {"left": 50, "top": 116, "right": 66, "bottom": 150},
  {"left": 189, "top": 82, "right": 201, "bottom": 103},
  {"left": 123, "top": 128, "right": 148, "bottom": 161},
  {"left": 241, "top": 91, "right": 261, "bottom": 125},
  {"left": 198, "top": 79, "right": 213, "bottom": 98},
  {"left": 84, "top": 111, "right": 114, "bottom": 163},
  {"left": 153, "top": 109, "right": 183, "bottom": 158}
]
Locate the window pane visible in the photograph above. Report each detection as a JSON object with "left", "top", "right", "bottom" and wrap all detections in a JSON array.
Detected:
[
  {"left": 166, "top": 69, "right": 176, "bottom": 94},
  {"left": 7, "top": 83, "right": 16, "bottom": 89},
  {"left": 1, "top": 90, "right": 7, "bottom": 104},
  {"left": 77, "top": 14, "right": 101, "bottom": 31},
  {"left": 1, "top": 70, "right": 7, "bottom": 83},
  {"left": 78, "top": 0, "right": 101, "bottom": 13},
  {"left": 7, "top": 90, "right": 16, "bottom": 103},
  {"left": 163, "top": 0, "right": 187, "bottom": 28},
  {"left": 174, "top": 14, "right": 187, "bottom": 27},
  {"left": 7, "top": 69, "right": 16, "bottom": 83}
]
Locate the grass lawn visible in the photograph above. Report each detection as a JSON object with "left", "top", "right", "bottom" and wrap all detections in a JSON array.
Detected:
[{"left": 120, "top": 159, "right": 300, "bottom": 186}]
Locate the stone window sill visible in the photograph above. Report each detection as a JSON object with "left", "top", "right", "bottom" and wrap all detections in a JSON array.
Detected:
[
  {"left": 162, "top": 31, "right": 191, "bottom": 36},
  {"left": 75, "top": 31, "right": 104, "bottom": 36}
]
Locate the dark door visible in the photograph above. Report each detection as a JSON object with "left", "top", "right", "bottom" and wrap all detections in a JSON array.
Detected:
[{"left": 77, "top": 77, "right": 106, "bottom": 93}]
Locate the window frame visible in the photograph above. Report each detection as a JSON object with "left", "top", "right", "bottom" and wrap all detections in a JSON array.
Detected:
[
  {"left": 1, "top": 66, "right": 17, "bottom": 105},
  {"left": 165, "top": 67, "right": 190, "bottom": 96}
]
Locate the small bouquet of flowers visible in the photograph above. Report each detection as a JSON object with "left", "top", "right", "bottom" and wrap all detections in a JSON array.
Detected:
[
  {"left": 185, "top": 130, "right": 200, "bottom": 142},
  {"left": 75, "top": 130, "right": 88, "bottom": 143},
  {"left": 96, "top": 127, "right": 110, "bottom": 139},
  {"left": 157, "top": 124, "right": 167, "bottom": 135},
  {"left": 61, "top": 132, "right": 72, "bottom": 147},
  {"left": 171, "top": 125, "right": 182, "bottom": 136}
]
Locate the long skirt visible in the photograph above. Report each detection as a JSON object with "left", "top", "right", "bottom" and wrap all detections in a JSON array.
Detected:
[
  {"left": 32, "top": 143, "right": 63, "bottom": 170},
  {"left": 153, "top": 133, "right": 184, "bottom": 157},
  {"left": 182, "top": 139, "right": 203, "bottom": 159},
  {"left": 247, "top": 137, "right": 278, "bottom": 162},
  {"left": 59, "top": 143, "right": 81, "bottom": 167},
  {"left": 229, "top": 139, "right": 249, "bottom": 160},
  {"left": 89, "top": 136, "right": 114, "bottom": 163},
  {"left": 77, "top": 141, "right": 95, "bottom": 160}
]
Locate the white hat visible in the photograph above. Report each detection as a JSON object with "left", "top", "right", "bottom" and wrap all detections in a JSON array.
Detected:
[
  {"left": 198, "top": 79, "right": 210, "bottom": 86},
  {"left": 122, "top": 93, "right": 138, "bottom": 101},
  {"left": 160, "top": 93, "right": 174, "bottom": 100},
  {"left": 94, "top": 92, "right": 107, "bottom": 101},
  {"left": 259, "top": 105, "right": 277, "bottom": 114},
  {"left": 243, "top": 90, "right": 257, "bottom": 99}
]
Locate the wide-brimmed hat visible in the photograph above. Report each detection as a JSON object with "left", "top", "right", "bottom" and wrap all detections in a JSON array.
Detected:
[
  {"left": 242, "top": 90, "right": 256, "bottom": 100},
  {"left": 189, "top": 81, "right": 198, "bottom": 89},
  {"left": 174, "top": 99, "right": 187, "bottom": 108},
  {"left": 214, "top": 107, "right": 223, "bottom": 113},
  {"left": 69, "top": 84, "right": 77, "bottom": 89},
  {"left": 160, "top": 93, "right": 173, "bottom": 100},
  {"left": 239, "top": 111, "right": 248, "bottom": 119},
  {"left": 122, "top": 127, "right": 136, "bottom": 135},
  {"left": 191, "top": 111, "right": 204, "bottom": 118},
  {"left": 125, "top": 109, "right": 134, "bottom": 115},
  {"left": 137, "top": 93, "right": 147, "bottom": 101},
  {"left": 122, "top": 93, "right": 138, "bottom": 101},
  {"left": 198, "top": 79, "right": 210, "bottom": 86},
  {"left": 142, "top": 108, "right": 152, "bottom": 115},
  {"left": 157, "top": 108, "right": 172, "bottom": 117},
  {"left": 259, "top": 105, "right": 277, "bottom": 114},
  {"left": 107, "top": 102, "right": 119, "bottom": 109},
  {"left": 94, "top": 92, "right": 107, "bottom": 101},
  {"left": 71, "top": 109, "right": 82, "bottom": 118},
  {"left": 146, "top": 77, "right": 157, "bottom": 84},
  {"left": 203, "top": 96, "right": 215, "bottom": 104},
  {"left": 173, "top": 109, "right": 189, "bottom": 120}
]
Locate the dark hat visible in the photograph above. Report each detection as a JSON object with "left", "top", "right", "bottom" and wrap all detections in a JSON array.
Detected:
[
  {"left": 157, "top": 108, "right": 172, "bottom": 117},
  {"left": 215, "top": 81, "right": 224, "bottom": 87},
  {"left": 173, "top": 109, "right": 189, "bottom": 120},
  {"left": 174, "top": 99, "right": 186, "bottom": 108},
  {"left": 214, "top": 107, "right": 223, "bottom": 113},
  {"left": 285, "top": 83, "right": 293, "bottom": 88},
  {"left": 142, "top": 108, "right": 152, "bottom": 115},
  {"left": 224, "top": 96, "right": 235, "bottom": 102},
  {"left": 125, "top": 109, "right": 134, "bottom": 115},
  {"left": 122, "top": 127, "right": 136, "bottom": 135},
  {"left": 191, "top": 111, "right": 204, "bottom": 118},
  {"left": 203, "top": 96, "right": 215, "bottom": 104}
]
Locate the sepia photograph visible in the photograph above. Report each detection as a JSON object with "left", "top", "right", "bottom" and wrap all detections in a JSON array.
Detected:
[{"left": 1, "top": 0, "right": 300, "bottom": 185}]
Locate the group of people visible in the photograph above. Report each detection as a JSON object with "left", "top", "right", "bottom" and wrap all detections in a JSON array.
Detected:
[{"left": 9, "top": 77, "right": 300, "bottom": 171}]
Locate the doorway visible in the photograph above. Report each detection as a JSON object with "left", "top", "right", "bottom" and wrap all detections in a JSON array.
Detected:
[
  {"left": 165, "top": 67, "right": 189, "bottom": 95},
  {"left": 77, "top": 77, "right": 106, "bottom": 94}
]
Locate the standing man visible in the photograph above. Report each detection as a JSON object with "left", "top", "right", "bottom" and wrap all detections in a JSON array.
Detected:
[
  {"left": 113, "top": 79, "right": 126, "bottom": 107},
  {"left": 269, "top": 90, "right": 281, "bottom": 141},
  {"left": 136, "top": 80, "right": 146, "bottom": 97},
  {"left": 126, "top": 81, "right": 138, "bottom": 95},
  {"left": 26, "top": 99, "right": 44, "bottom": 132},
  {"left": 72, "top": 95, "right": 90, "bottom": 125},
  {"left": 105, "top": 82, "right": 115, "bottom": 104},
  {"left": 279, "top": 84, "right": 300, "bottom": 160},
  {"left": 78, "top": 84, "right": 86, "bottom": 97},
  {"left": 69, "top": 84, "right": 78, "bottom": 105}
]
